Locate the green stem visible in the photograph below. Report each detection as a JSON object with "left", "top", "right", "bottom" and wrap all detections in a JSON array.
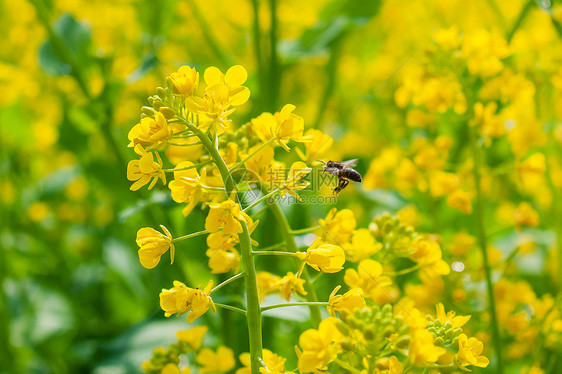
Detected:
[
  {"left": 290, "top": 225, "right": 321, "bottom": 235},
  {"left": 255, "top": 242, "right": 286, "bottom": 252},
  {"left": 230, "top": 138, "right": 275, "bottom": 173},
  {"left": 243, "top": 188, "right": 280, "bottom": 212},
  {"left": 189, "top": 122, "right": 262, "bottom": 374},
  {"left": 261, "top": 302, "right": 328, "bottom": 312},
  {"left": 385, "top": 263, "right": 421, "bottom": 276},
  {"left": 268, "top": 201, "right": 322, "bottom": 326},
  {"left": 252, "top": 250, "right": 298, "bottom": 257},
  {"left": 172, "top": 229, "right": 209, "bottom": 242},
  {"left": 470, "top": 126, "right": 504, "bottom": 374},
  {"left": 166, "top": 141, "right": 203, "bottom": 146},
  {"left": 214, "top": 303, "right": 247, "bottom": 316},
  {"left": 545, "top": 147, "right": 562, "bottom": 290},
  {"left": 211, "top": 272, "right": 245, "bottom": 293}
]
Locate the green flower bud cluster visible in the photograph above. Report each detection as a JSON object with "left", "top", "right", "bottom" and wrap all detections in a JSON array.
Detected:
[
  {"left": 426, "top": 318, "right": 463, "bottom": 347},
  {"left": 338, "top": 305, "right": 410, "bottom": 360},
  {"left": 142, "top": 340, "right": 194, "bottom": 374},
  {"left": 369, "top": 213, "right": 417, "bottom": 257}
]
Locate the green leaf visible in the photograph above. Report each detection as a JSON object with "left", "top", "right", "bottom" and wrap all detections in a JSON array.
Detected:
[
  {"left": 38, "top": 13, "right": 93, "bottom": 76},
  {"left": 126, "top": 51, "right": 159, "bottom": 84}
]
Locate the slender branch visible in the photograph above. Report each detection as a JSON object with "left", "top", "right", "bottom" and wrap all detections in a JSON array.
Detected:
[
  {"left": 290, "top": 226, "right": 321, "bottom": 235},
  {"left": 214, "top": 303, "right": 247, "bottom": 316},
  {"left": 243, "top": 188, "right": 280, "bottom": 212},
  {"left": 261, "top": 301, "right": 329, "bottom": 312},
  {"left": 166, "top": 141, "right": 203, "bottom": 146},
  {"left": 252, "top": 250, "right": 298, "bottom": 257},
  {"left": 172, "top": 229, "right": 209, "bottom": 242},
  {"left": 507, "top": 0, "right": 534, "bottom": 42},
  {"left": 334, "top": 359, "right": 362, "bottom": 374},
  {"left": 385, "top": 263, "right": 421, "bottom": 276},
  {"left": 255, "top": 242, "right": 286, "bottom": 252},
  {"left": 470, "top": 126, "right": 504, "bottom": 374},
  {"left": 211, "top": 272, "right": 245, "bottom": 293}
]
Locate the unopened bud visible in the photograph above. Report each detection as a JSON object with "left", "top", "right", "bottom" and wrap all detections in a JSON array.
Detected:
[{"left": 159, "top": 107, "right": 176, "bottom": 119}]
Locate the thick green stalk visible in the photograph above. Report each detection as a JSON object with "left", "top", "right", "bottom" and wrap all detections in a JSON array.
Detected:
[
  {"left": 268, "top": 0, "right": 279, "bottom": 111},
  {"left": 192, "top": 125, "right": 263, "bottom": 374},
  {"left": 268, "top": 202, "right": 322, "bottom": 326},
  {"left": 470, "top": 127, "right": 504, "bottom": 374}
]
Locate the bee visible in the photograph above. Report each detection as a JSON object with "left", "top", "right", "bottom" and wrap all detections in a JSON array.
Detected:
[{"left": 319, "top": 159, "right": 362, "bottom": 195}]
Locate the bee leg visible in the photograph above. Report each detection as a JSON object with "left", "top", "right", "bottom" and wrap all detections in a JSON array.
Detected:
[
  {"left": 340, "top": 179, "right": 349, "bottom": 191},
  {"left": 333, "top": 179, "right": 345, "bottom": 195}
]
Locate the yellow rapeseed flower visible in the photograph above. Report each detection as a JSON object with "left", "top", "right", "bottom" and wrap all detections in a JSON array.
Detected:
[
  {"left": 271, "top": 104, "right": 310, "bottom": 151},
  {"left": 168, "top": 161, "right": 207, "bottom": 216},
  {"left": 409, "top": 239, "right": 450, "bottom": 276},
  {"left": 319, "top": 208, "right": 356, "bottom": 244},
  {"left": 514, "top": 202, "right": 539, "bottom": 228},
  {"left": 297, "top": 238, "right": 346, "bottom": 273},
  {"left": 344, "top": 259, "right": 393, "bottom": 300},
  {"left": 447, "top": 189, "right": 474, "bottom": 214},
  {"left": 456, "top": 334, "right": 490, "bottom": 368},
  {"left": 127, "top": 145, "right": 166, "bottom": 191},
  {"left": 327, "top": 285, "right": 366, "bottom": 316},
  {"left": 237, "top": 349, "right": 294, "bottom": 374},
  {"left": 275, "top": 272, "right": 307, "bottom": 301},
  {"left": 435, "top": 303, "right": 471, "bottom": 329},
  {"left": 159, "top": 280, "right": 216, "bottom": 323},
  {"left": 409, "top": 329, "right": 446, "bottom": 365},
  {"left": 128, "top": 112, "right": 171, "bottom": 150},
  {"left": 136, "top": 225, "right": 174, "bottom": 269},
  {"left": 176, "top": 325, "right": 208, "bottom": 350},
  {"left": 295, "top": 128, "right": 333, "bottom": 163},
  {"left": 279, "top": 161, "right": 311, "bottom": 201},
  {"left": 343, "top": 229, "right": 382, "bottom": 262},
  {"left": 196, "top": 346, "right": 235, "bottom": 373},
  {"left": 205, "top": 199, "right": 253, "bottom": 236},
  {"left": 206, "top": 248, "right": 240, "bottom": 274},
  {"left": 170, "top": 65, "right": 199, "bottom": 97},
  {"left": 429, "top": 171, "right": 459, "bottom": 197},
  {"left": 295, "top": 317, "right": 343, "bottom": 373}
]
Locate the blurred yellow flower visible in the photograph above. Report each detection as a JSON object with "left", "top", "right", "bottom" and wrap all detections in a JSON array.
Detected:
[
  {"left": 206, "top": 248, "right": 240, "bottom": 274},
  {"left": 279, "top": 161, "right": 311, "bottom": 201},
  {"left": 343, "top": 229, "right": 382, "bottom": 262},
  {"left": 409, "top": 329, "right": 446, "bottom": 365},
  {"left": 136, "top": 225, "right": 174, "bottom": 269},
  {"left": 276, "top": 272, "right": 307, "bottom": 301},
  {"left": 514, "top": 202, "right": 539, "bottom": 228},
  {"left": 176, "top": 325, "right": 208, "bottom": 350},
  {"left": 435, "top": 303, "right": 470, "bottom": 329},
  {"left": 297, "top": 238, "right": 345, "bottom": 273},
  {"left": 161, "top": 363, "right": 191, "bottom": 374},
  {"left": 295, "top": 128, "right": 333, "bottom": 163},
  {"left": 447, "top": 189, "right": 474, "bottom": 214},
  {"left": 429, "top": 171, "right": 459, "bottom": 197},
  {"left": 344, "top": 259, "right": 393, "bottom": 300},
  {"left": 196, "top": 346, "right": 235, "bottom": 373},
  {"left": 410, "top": 239, "right": 450, "bottom": 276},
  {"left": 319, "top": 208, "right": 356, "bottom": 244}
]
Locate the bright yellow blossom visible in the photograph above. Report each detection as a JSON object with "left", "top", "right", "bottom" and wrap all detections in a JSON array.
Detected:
[
  {"left": 276, "top": 272, "right": 307, "bottom": 301},
  {"left": 237, "top": 349, "right": 294, "bottom": 374},
  {"left": 271, "top": 104, "right": 310, "bottom": 151},
  {"left": 205, "top": 199, "right": 253, "bottom": 236},
  {"left": 128, "top": 112, "right": 171, "bottom": 149},
  {"left": 409, "top": 239, "right": 450, "bottom": 276},
  {"left": 161, "top": 363, "right": 191, "bottom": 374},
  {"left": 319, "top": 208, "right": 356, "bottom": 244},
  {"left": 136, "top": 225, "right": 174, "bottom": 269},
  {"left": 343, "top": 228, "right": 382, "bottom": 262},
  {"left": 159, "top": 280, "right": 216, "bottom": 323},
  {"left": 327, "top": 285, "right": 366, "bottom": 316},
  {"left": 447, "top": 189, "right": 474, "bottom": 214},
  {"left": 297, "top": 238, "right": 346, "bottom": 273},
  {"left": 296, "top": 317, "right": 343, "bottom": 373},
  {"left": 170, "top": 65, "right": 199, "bottom": 97},
  {"left": 257, "top": 271, "right": 282, "bottom": 301},
  {"left": 176, "top": 325, "right": 208, "bottom": 350},
  {"left": 127, "top": 145, "right": 166, "bottom": 191},
  {"left": 168, "top": 162, "right": 207, "bottom": 216},
  {"left": 429, "top": 171, "right": 459, "bottom": 197},
  {"left": 196, "top": 346, "right": 235, "bottom": 373},
  {"left": 344, "top": 259, "right": 393, "bottom": 300},
  {"left": 435, "top": 303, "right": 471, "bottom": 329},
  {"left": 456, "top": 334, "right": 490, "bottom": 368},
  {"left": 206, "top": 248, "right": 240, "bottom": 274}
]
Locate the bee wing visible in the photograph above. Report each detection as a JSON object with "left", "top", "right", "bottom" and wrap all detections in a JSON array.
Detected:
[{"left": 342, "top": 159, "right": 359, "bottom": 168}]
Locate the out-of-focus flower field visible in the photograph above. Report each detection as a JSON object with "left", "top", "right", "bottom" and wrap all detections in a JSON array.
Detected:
[{"left": 2, "top": 0, "right": 562, "bottom": 373}]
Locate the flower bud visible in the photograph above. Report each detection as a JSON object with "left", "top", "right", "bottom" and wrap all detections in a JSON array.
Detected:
[{"left": 159, "top": 107, "right": 176, "bottom": 119}]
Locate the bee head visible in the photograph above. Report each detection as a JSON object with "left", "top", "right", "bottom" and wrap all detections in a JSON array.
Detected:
[{"left": 326, "top": 161, "right": 333, "bottom": 167}]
